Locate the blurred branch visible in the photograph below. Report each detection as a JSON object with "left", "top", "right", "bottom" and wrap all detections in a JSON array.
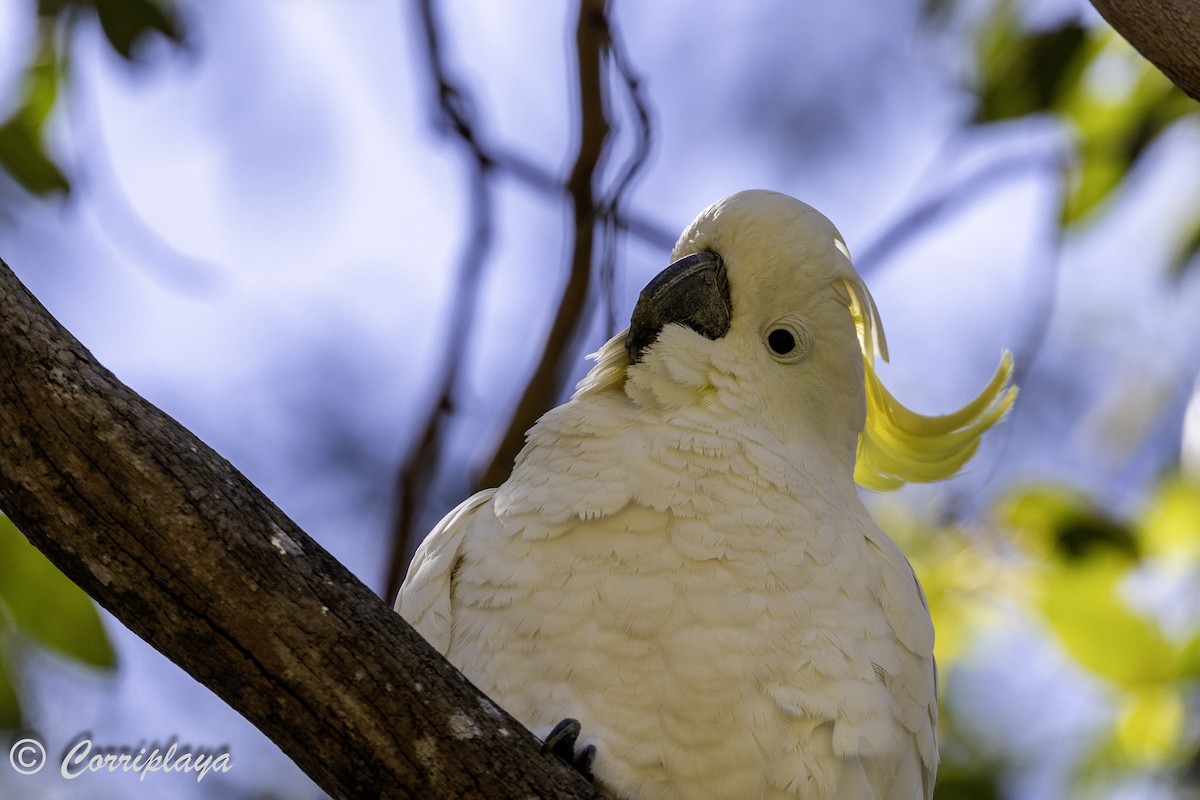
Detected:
[
  {"left": 942, "top": 188, "right": 1066, "bottom": 522},
  {"left": 476, "top": 0, "right": 614, "bottom": 491},
  {"left": 483, "top": 142, "right": 674, "bottom": 251},
  {"left": 386, "top": 0, "right": 663, "bottom": 596},
  {"left": 855, "top": 146, "right": 1064, "bottom": 275},
  {"left": 1089, "top": 0, "right": 1200, "bottom": 102},
  {"left": 60, "top": 48, "right": 223, "bottom": 295},
  {"left": 384, "top": 0, "right": 496, "bottom": 600},
  {"left": 857, "top": 141, "right": 1067, "bottom": 519},
  {"left": 0, "top": 256, "right": 602, "bottom": 800},
  {"left": 596, "top": 19, "right": 655, "bottom": 334}
]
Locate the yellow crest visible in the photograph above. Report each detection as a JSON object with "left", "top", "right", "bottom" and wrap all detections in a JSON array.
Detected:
[{"left": 839, "top": 276, "right": 1018, "bottom": 491}]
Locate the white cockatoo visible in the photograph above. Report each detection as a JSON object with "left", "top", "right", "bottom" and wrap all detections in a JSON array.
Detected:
[{"left": 396, "top": 190, "right": 1016, "bottom": 799}]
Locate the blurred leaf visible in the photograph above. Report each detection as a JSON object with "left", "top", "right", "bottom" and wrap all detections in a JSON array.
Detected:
[
  {"left": 873, "top": 503, "right": 1012, "bottom": 666},
  {"left": 1040, "top": 556, "right": 1172, "bottom": 686},
  {"left": 0, "top": 27, "right": 70, "bottom": 196},
  {"left": 920, "top": 0, "right": 956, "bottom": 24},
  {"left": 1176, "top": 631, "right": 1200, "bottom": 679},
  {"left": 1139, "top": 477, "right": 1200, "bottom": 561},
  {"left": 1168, "top": 213, "right": 1200, "bottom": 281},
  {"left": 0, "top": 517, "right": 115, "bottom": 670},
  {"left": 1115, "top": 685, "right": 1185, "bottom": 765},
  {"left": 0, "top": 639, "right": 21, "bottom": 731},
  {"left": 91, "top": 0, "right": 183, "bottom": 60},
  {"left": 933, "top": 767, "right": 1003, "bottom": 800},
  {"left": 999, "top": 486, "right": 1139, "bottom": 563},
  {"left": 37, "top": 0, "right": 72, "bottom": 18},
  {"left": 919, "top": 538, "right": 1003, "bottom": 665},
  {"left": 1057, "top": 32, "right": 1196, "bottom": 224},
  {"left": 0, "top": 120, "right": 70, "bottom": 195},
  {"left": 972, "top": 6, "right": 1197, "bottom": 225},
  {"left": 974, "top": 9, "right": 1088, "bottom": 123},
  {"left": 19, "top": 36, "right": 61, "bottom": 132}
]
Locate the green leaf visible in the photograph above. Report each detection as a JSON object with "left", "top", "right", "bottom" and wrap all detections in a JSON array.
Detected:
[
  {"left": 1139, "top": 477, "right": 1200, "bottom": 561},
  {"left": 1040, "top": 557, "right": 1172, "bottom": 686},
  {"left": 36, "top": 0, "right": 72, "bottom": 19},
  {"left": 933, "top": 769, "right": 1003, "bottom": 800},
  {"left": 20, "top": 36, "right": 61, "bottom": 132},
  {"left": 1168, "top": 213, "right": 1200, "bottom": 281},
  {"left": 1057, "top": 33, "right": 1196, "bottom": 225},
  {"left": 1000, "top": 486, "right": 1139, "bottom": 564},
  {"left": 974, "top": 9, "right": 1089, "bottom": 123},
  {"left": 92, "top": 0, "right": 183, "bottom": 60},
  {"left": 0, "top": 119, "right": 70, "bottom": 195},
  {"left": 0, "top": 517, "right": 115, "bottom": 670},
  {"left": 1115, "top": 685, "right": 1185, "bottom": 764},
  {"left": 0, "top": 639, "right": 22, "bottom": 731},
  {"left": 0, "top": 27, "right": 70, "bottom": 196},
  {"left": 1173, "top": 630, "right": 1200, "bottom": 680}
]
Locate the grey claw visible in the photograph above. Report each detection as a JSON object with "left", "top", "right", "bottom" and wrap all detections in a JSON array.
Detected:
[{"left": 542, "top": 718, "right": 595, "bottom": 782}]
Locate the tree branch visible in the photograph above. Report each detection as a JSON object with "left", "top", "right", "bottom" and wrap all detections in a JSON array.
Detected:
[
  {"left": 477, "top": 0, "right": 613, "bottom": 490},
  {"left": 854, "top": 147, "right": 1064, "bottom": 276},
  {"left": 0, "top": 256, "right": 602, "bottom": 799},
  {"left": 386, "top": 0, "right": 669, "bottom": 596},
  {"left": 1089, "top": 0, "right": 1200, "bottom": 101},
  {"left": 596, "top": 17, "right": 655, "bottom": 336},
  {"left": 385, "top": 0, "right": 497, "bottom": 601}
]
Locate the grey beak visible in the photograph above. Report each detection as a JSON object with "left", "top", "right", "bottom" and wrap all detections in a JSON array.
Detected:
[{"left": 625, "top": 250, "right": 731, "bottom": 364}]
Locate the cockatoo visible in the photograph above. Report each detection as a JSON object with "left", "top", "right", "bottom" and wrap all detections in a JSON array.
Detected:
[{"left": 396, "top": 190, "right": 1016, "bottom": 799}]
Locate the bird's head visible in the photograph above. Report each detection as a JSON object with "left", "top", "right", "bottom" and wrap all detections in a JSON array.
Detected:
[{"left": 578, "top": 189, "right": 1016, "bottom": 489}]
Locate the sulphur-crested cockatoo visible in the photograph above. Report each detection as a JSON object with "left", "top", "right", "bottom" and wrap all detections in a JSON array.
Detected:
[{"left": 396, "top": 190, "right": 1016, "bottom": 799}]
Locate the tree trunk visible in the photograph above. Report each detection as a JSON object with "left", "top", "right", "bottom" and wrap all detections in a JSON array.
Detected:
[
  {"left": 1090, "top": 0, "right": 1200, "bottom": 101},
  {"left": 0, "top": 256, "right": 601, "bottom": 799}
]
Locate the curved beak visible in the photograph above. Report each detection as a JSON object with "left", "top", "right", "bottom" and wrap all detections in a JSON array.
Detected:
[{"left": 625, "top": 250, "right": 731, "bottom": 364}]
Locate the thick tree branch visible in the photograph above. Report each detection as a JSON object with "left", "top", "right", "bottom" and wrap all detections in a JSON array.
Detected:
[
  {"left": 1089, "top": 0, "right": 1200, "bottom": 101},
  {"left": 0, "top": 256, "right": 602, "bottom": 799}
]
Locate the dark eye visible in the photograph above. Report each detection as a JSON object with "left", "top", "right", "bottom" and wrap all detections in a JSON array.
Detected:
[
  {"left": 768, "top": 329, "right": 796, "bottom": 355},
  {"left": 762, "top": 316, "right": 812, "bottom": 363}
]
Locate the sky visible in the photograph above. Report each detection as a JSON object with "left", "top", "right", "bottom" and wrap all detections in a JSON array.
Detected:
[{"left": 1, "top": 0, "right": 1199, "bottom": 797}]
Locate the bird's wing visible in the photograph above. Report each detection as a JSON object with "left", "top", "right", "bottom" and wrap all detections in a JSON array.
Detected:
[
  {"left": 767, "top": 522, "right": 938, "bottom": 800},
  {"left": 862, "top": 527, "right": 939, "bottom": 800},
  {"left": 394, "top": 489, "right": 496, "bottom": 655}
]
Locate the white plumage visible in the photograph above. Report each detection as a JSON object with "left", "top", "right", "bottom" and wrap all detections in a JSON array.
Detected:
[{"left": 397, "top": 190, "right": 1014, "bottom": 799}]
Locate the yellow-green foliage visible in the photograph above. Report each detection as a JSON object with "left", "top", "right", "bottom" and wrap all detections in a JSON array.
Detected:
[{"left": 0, "top": 516, "right": 117, "bottom": 730}]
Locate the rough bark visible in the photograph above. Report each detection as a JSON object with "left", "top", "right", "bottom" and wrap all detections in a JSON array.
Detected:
[
  {"left": 1090, "top": 0, "right": 1200, "bottom": 101},
  {"left": 0, "top": 256, "right": 602, "bottom": 799}
]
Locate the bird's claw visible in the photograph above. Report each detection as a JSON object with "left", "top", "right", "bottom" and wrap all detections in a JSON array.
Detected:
[{"left": 542, "top": 718, "right": 596, "bottom": 782}]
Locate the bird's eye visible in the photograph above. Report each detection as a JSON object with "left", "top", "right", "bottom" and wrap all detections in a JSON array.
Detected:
[
  {"left": 768, "top": 329, "right": 795, "bottom": 354},
  {"left": 762, "top": 316, "right": 812, "bottom": 364}
]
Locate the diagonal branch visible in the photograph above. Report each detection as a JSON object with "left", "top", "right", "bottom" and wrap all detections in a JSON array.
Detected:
[
  {"left": 0, "top": 256, "right": 602, "bottom": 800},
  {"left": 854, "top": 147, "right": 1064, "bottom": 276},
  {"left": 476, "top": 0, "right": 614, "bottom": 491}
]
